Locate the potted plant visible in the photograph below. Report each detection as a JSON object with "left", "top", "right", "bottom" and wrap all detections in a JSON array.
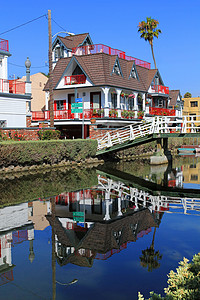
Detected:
[
  {"left": 92, "top": 109, "right": 97, "bottom": 116},
  {"left": 137, "top": 111, "right": 144, "bottom": 119},
  {"left": 128, "top": 111, "right": 135, "bottom": 119},
  {"left": 121, "top": 110, "right": 129, "bottom": 118},
  {"left": 97, "top": 109, "right": 103, "bottom": 117}
]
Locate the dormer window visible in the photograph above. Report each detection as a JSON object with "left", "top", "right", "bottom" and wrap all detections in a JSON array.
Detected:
[
  {"left": 129, "top": 63, "right": 138, "bottom": 80},
  {"left": 55, "top": 45, "right": 64, "bottom": 60},
  {"left": 114, "top": 61, "right": 120, "bottom": 75},
  {"left": 112, "top": 57, "right": 123, "bottom": 76}
]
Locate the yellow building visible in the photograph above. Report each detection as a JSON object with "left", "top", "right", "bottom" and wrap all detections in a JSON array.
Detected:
[
  {"left": 182, "top": 161, "right": 200, "bottom": 185},
  {"left": 182, "top": 97, "right": 200, "bottom": 131},
  {"left": 21, "top": 72, "right": 48, "bottom": 111}
]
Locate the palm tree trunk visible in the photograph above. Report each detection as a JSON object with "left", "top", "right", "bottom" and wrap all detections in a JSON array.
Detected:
[{"left": 150, "top": 42, "right": 157, "bottom": 69}]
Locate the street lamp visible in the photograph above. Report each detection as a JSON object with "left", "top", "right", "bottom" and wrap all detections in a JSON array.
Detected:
[{"left": 52, "top": 31, "right": 75, "bottom": 39}]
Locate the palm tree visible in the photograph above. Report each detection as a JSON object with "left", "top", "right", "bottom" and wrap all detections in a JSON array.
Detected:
[
  {"left": 138, "top": 17, "right": 161, "bottom": 69},
  {"left": 139, "top": 227, "right": 162, "bottom": 272}
]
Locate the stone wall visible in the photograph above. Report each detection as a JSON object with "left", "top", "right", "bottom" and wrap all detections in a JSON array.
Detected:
[
  {"left": 89, "top": 125, "right": 117, "bottom": 139},
  {"left": 0, "top": 128, "right": 53, "bottom": 141}
]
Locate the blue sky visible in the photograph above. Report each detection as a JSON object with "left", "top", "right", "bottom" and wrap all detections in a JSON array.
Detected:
[{"left": 1, "top": 0, "right": 200, "bottom": 97}]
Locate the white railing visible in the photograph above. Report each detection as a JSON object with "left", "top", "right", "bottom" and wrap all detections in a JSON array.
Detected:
[
  {"left": 97, "top": 175, "right": 200, "bottom": 216},
  {"left": 97, "top": 116, "right": 200, "bottom": 150}
]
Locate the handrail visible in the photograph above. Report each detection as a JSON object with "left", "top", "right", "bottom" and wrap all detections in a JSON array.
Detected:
[{"left": 97, "top": 116, "right": 200, "bottom": 150}]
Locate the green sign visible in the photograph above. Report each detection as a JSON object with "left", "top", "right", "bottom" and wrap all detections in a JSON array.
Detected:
[
  {"left": 73, "top": 212, "right": 84, "bottom": 222},
  {"left": 71, "top": 103, "right": 83, "bottom": 108},
  {"left": 71, "top": 108, "right": 83, "bottom": 113}
]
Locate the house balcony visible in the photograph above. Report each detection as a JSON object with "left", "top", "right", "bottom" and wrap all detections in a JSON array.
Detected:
[
  {"left": 72, "top": 44, "right": 151, "bottom": 69},
  {"left": 32, "top": 108, "right": 140, "bottom": 122},
  {"left": 149, "top": 107, "right": 175, "bottom": 116},
  {"left": 0, "top": 79, "right": 26, "bottom": 94},
  {"left": 0, "top": 38, "right": 9, "bottom": 52},
  {"left": 151, "top": 85, "right": 169, "bottom": 95},
  {"left": 64, "top": 74, "right": 86, "bottom": 85}
]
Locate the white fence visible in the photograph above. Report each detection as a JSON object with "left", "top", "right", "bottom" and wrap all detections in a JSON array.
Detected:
[{"left": 97, "top": 116, "right": 200, "bottom": 150}]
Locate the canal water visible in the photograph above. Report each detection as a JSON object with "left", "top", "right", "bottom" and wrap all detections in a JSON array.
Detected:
[{"left": 0, "top": 156, "right": 199, "bottom": 300}]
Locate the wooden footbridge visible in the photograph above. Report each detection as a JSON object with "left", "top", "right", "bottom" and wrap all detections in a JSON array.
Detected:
[
  {"left": 96, "top": 116, "right": 200, "bottom": 155},
  {"left": 96, "top": 168, "right": 200, "bottom": 216}
]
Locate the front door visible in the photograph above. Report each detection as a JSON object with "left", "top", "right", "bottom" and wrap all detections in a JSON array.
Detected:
[
  {"left": 68, "top": 94, "right": 75, "bottom": 110},
  {"left": 90, "top": 92, "right": 101, "bottom": 109}
]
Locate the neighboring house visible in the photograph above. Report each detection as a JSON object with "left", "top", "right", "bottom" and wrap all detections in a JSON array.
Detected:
[
  {"left": 169, "top": 90, "right": 183, "bottom": 118},
  {"left": 0, "top": 38, "right": 31, "bottom": 128},
  {"left": 31, "top": 33, "right": 179, "bottom": 138},
  {"left": 182, "top": 97, "right": 200, "bottom": 130},
  {"left": 20, "top": 72, "right": 48, "bottom": 111}
]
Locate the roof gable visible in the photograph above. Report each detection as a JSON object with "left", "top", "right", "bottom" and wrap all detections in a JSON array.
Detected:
[{"left": 53, "top": 33, "right": 92, "bottom": 51}]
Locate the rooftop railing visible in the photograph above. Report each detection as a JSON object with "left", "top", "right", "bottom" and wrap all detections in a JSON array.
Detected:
[
  {"left": 0, "top": 38, "right": 9, "bottom": 52},
  {"left": 72, "top": 44, "right": 151, "bottom": 69},
  {"left": 152, "top": 85, "right": 169, "bottom": 95},
  {"left": 0, "top": 79, "right": 26, "bottom": 94}
]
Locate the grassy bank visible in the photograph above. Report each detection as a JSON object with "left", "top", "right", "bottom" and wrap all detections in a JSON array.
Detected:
[{"left": 0, "top": 139, "right": 98, "bottom": 168}]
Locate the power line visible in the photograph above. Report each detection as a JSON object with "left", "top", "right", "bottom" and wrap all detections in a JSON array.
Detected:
[
  {"left": 8, "top": 62, "right": 48, "bottom": 68},
  {"left": 51, "top": 17, "right": 66, "bottom": 32},
  {"left": 0, "top": 14, "right": 47, "bottom": 36}
]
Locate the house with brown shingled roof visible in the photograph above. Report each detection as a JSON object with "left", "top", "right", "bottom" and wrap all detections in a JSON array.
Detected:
[
  {"left": 31, "top": 33, "right": 180, "bottom": 138},
  {"left": 169, "top": 90, "right": 183, "bottom": 118}
]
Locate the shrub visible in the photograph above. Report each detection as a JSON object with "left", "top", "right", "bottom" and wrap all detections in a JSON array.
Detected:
[
  {"left": 38, "top": 129, "right": 60, "bottom": 140},
  {"left": 138, "top": 253, "right": 200, "bottom": 300},
  {"left": 0, "top": 139, "right": 97, "bottom": 167}
]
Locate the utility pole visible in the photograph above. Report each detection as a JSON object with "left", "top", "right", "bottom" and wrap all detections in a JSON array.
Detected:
[{"left": 48, "top": 9, "right": 54, "bottom": 127}]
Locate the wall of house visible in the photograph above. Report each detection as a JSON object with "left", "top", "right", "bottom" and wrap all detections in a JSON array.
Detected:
[
  {"left": 0, "top": 55, "right": 8, "bottom": 79},
  {"left": 51, "top": 88, "right": 104, "bottom": 110},
  {"left": 0, "top": 95, "right": 27, "bottom": 127}
]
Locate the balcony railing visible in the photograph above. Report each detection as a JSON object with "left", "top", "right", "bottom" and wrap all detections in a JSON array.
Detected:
[
  {"left": 72, "top": 44, "right": 151, "bottom": 69},
  {"left": 149, "top": 107, "right": 175, "bottom": 116},
  {"left": 32, "top": 108, "right": 143, "bottom": 121},
  {"left": 0, "top": 38, "right": 9, "bottom": 52},
  {"left": 152, "top": 85, "right": 169, "bottom": 95},
  {"left": 0, "top": 79, "right": 26, "bottom": 94},
  {"left": 64, "top": 74, "right": 86, "bottom": 85}
]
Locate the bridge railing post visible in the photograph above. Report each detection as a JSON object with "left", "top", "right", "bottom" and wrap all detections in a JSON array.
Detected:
[
  {"left": 129, "top": 125, "right": 135, "bottom": 140},
  {"left": 107, "top": 132, "right": 113, "bottom": 147},
  {"left": 182, "top": 116, "right": 187, "bottom": 133}
]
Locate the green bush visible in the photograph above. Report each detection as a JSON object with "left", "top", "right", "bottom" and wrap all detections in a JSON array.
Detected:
[
  {"left": 0, "top": 139, "right": 98, "bottom": 167},
  {"left": 38, "top": 129, "right": 60, "bottom": 140},
  {"left": 138, "top": 253, "right": 200, "bottom": 300}
]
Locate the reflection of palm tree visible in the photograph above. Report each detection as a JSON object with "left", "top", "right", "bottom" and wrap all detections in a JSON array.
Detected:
[{"left": 139, "top": 227, "right": 162, "bottom": 272}]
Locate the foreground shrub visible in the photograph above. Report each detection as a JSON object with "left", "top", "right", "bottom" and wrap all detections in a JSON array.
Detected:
[
  {"left": 38, "top": 129, "right": 60, "bottom": 140},
  {"left": 0, "top": 139, "right": 97, "bottom": 167},
  {"left": 138, "top": 253, "right": 200, "bottom": 300}
]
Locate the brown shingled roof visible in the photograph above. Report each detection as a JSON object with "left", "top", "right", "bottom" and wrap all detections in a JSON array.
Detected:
[
  {"left": 58, "top": 33, "right": 90, "bottom": 50},
  {"left": 169, "top": 90, "right": 180, "bottom": 106},
  {"left": 45, "top": 52, "right": 157, "bottom": 92},
  {"left": 46, "top": 208, "right": 157, "bottom": 267}
]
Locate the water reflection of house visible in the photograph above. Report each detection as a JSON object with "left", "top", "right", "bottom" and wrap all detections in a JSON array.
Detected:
[
  {"left": 182, "top": 161, "right": 200, "bottom": 184},
  {"left": 0, "top": 203, "right": 34, "bottom": 286},
  {"left": 46, "top": 208, "right": 157, "bottom": 268},
  {"left": 28, "top": 200, "right": 51, "bottom": 231}
]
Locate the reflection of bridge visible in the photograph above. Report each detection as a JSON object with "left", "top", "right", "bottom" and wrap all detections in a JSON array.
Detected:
[
  {"left": 97, "top": 116, "right": 200, "bottom": 155},
  {"left": 97, "top": 169, "right": 200, "bottom": 216}
]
